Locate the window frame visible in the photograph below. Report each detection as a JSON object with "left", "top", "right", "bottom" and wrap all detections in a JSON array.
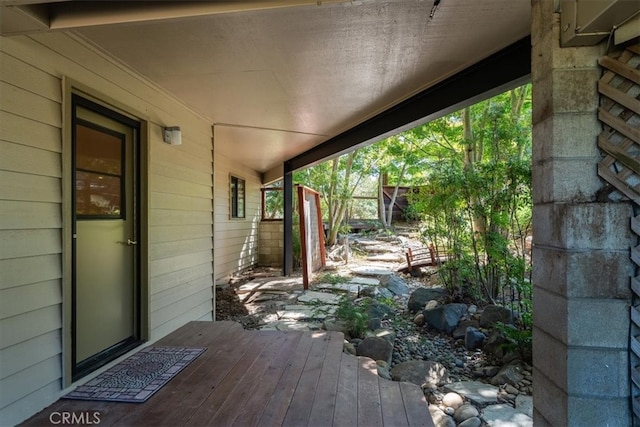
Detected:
[{"left": 230, "top": 174, "right": 246, "bottom": 219}]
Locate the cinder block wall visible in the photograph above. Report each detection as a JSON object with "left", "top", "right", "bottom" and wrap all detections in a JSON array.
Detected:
[
  {"left": 258, "top": 221, "right": 284, "bottom": 267},
  {"left": 531, "top": 2, "right": 634, "bottom": 425}
]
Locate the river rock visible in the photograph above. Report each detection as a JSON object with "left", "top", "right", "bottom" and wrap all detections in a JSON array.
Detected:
[
  {"left": 441, "top": 392, "right": 464, "bottom": 410},
  {"left": 429, "top": 405, "right": 456, "bottom": 427},
  {"left": 464, "top": 327, "right": 486, "bottom": 350},
  {"left": 390, "top": 360, "right": 449, "bottom": 387},
  {"left": 454, "top": 404, "right": 479, "bottom": 423},
  {"left": 458, "top": 417, "right": 482, "bottom": 427},
  {"left": 408, "top": 287, "right": 448, "bottom": 312}
]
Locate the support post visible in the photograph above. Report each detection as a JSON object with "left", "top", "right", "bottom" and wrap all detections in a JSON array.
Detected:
[{"left": 283, "top": 170, "right": 293, "bottom": 276}]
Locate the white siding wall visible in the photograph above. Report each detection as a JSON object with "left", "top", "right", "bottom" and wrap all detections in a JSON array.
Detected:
[
  {"left": 0, "top": 33, "right": 215, "bottom": 425},
  {"left": 213, "top": 148, "right": 261, "bottom": 283}
]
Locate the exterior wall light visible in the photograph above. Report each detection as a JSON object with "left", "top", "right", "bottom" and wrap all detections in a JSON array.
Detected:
[{"left": 163, "top": 126, "right": 182, "bottom": 145}]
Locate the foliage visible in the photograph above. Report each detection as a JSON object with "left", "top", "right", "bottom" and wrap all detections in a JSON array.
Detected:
[
  {"left": 408, "top": 85, "right": 532, "bottom": 309},
  {"left": 334, "top": 296, "right": 372, "bottom": 339},
  {"left": 495, "top": 320, "right": 532, "bottom": 363},
  {"left": 315, "top": 273, "right": 350, "bottom": 285}
]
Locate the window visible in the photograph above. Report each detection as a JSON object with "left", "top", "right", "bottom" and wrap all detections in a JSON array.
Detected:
[
  {"left": 261, "top": 185, "right": 284, "bottom": 220},
  {"left": 75, "top": 121, "right": 125, "bottom": 218},
  {"left": 230, "top": 175, "right": 245, "bottom": 218}
]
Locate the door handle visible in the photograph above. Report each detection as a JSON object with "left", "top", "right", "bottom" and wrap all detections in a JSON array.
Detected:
[{"left": 127, "top": 239, "right": 138, "bottom": 246}]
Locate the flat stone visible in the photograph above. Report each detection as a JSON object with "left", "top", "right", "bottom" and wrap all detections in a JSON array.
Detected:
[
  {"left": 351, "top": 266, "right": 394, "bottom": 276},
  {"left": 297, "top": 290, "right": 341, "bottom": 305},
  {"left": 237, "top": 276, "right": 303, "bottom": 293},
  {"left": 482, "top": 404, "right": 533, "bottom": 427},
  {"left": 443, "top": 381, "right": 499, "bottom": 406},
  {"left": 361, "top": 245, "right": 392, "bottom": 253},
  {"left": 348, "top": 277, "right": 380, "bottom": 286},
  {"left": 367, "top": 254, "right": 404, "bottom": 262},
  {"left": 515, "top": 395, "right": 533, "bottom": 418},
  {"left": 277, "top": 305, "right": 335, "bottom": 320},
  {"left": 259, "top": 320, "right": 321, "bottom": 331},
  {"left": 353, "top": 239, "right": 380, "bottom": 246},
  {"left": 316, "top": 283, "right": 360, "bottom": 294}
]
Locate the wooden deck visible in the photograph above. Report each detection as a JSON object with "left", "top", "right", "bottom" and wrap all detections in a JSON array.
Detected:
[{"left": 22, "top": 321, "right": 434, "bottom": 426}]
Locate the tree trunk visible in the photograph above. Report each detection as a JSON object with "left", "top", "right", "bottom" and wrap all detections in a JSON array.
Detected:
[{"left": 385, "top": 161, "right": 407, "bottom": 228}]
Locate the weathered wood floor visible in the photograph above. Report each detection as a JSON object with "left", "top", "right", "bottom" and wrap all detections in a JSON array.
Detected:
[{"left": 22, "top": 321, "right": 434, "bottom": 426}]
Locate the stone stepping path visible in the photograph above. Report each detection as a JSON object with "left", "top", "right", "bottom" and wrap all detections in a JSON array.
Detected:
[
  {"left": 259, "top": 320, "right": 323, "bottom": 331},
  {"left": 315, "top": 283, "right": 361, "bottom": 295},
  {"left": 351, "top": 266, "right": 394, "bottom": 276},
  {"left": 349, "top": 276, "right": 380, "bottom": 286},
  {"left": 297, "top": 290, "right": 341, "bottom": 305},
  {"left": 367, "top": 253, "right": 404, "bottom": 262},
  {"left": 276, "top": 304, "right": 336, "bottom": 320}
]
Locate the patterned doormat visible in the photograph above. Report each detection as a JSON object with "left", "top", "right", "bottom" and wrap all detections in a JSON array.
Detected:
[{"left": 64, "top": 346, "right": 207, "bottom": 403}]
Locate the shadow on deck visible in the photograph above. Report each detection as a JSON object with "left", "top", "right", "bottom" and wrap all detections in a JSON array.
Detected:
[{"left": 22, "top": 321, "right": 434, "bottom": 426}]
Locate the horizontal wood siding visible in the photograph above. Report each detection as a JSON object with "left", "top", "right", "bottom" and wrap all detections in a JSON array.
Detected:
[
  {"left": 0, "top": 32, "right": 215, "bottom": 425},
  {"left": 213, "top": 149, "right": 261, "bottom": 283}
]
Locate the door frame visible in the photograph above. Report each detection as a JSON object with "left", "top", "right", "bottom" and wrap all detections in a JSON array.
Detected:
[{"left": 62, "top": 78, "right": 150, "bottom": 387}]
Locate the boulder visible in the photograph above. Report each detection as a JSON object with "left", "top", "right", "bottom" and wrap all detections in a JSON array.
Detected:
[
  {"left": 323, "top": 319, "right": 350, "bottom": 335},
  {"left": 491, "top": 360, "right": 526, "bottom": 387},
  {"left": 382, "top": 275, "right": 410, "bottom": 296},
  {"left": 452, "top": 319, "right": 480, "bottom": 340},
  {"left": 464, "top": 327, "right": 486, "bottom": 351},
  {"left": 356, "top": 336, "right": 393, "bottom": 365},
  {"left": 408, "top": 287, "right": 448, "bottom": 312},
  {"left": 365, "top": 300, "right": 394, "bottom": 320},
  {"left": 376, "top": 360, "right": 392, "bottom": 380},
  {"left": 479, "top": 304, "right": 515, "bottom": 328},
  {"left": 423, "top": 303, "right": 467, "bottom": 334},
  {"left": 414, "top": 313, "right": 425, "bottom": 326},
  {"left": 390, "top": 360, "right": 449, "bottom": 387},
  {"left": 367, "top": 328, "right": 396, "bottom": 345},
  {"left": 343, "top": 341, "right": 356, "bottom": 355},
  {"left": 483, "top": 329, "right": 507, "bottom": 359}
]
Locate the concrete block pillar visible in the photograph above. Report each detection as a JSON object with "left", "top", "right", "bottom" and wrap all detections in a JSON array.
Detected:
[{"left": 531, "top": 1, "right": 634, "bottom": 425}]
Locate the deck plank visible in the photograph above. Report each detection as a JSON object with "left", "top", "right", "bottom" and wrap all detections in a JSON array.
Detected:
[
  {"left": 379, "top": 378, "right": 410, "bottom": 427},
  {"left": 134, "top": 327, "right": 262, "bottom": 425},
  {"left": 357, "top": 357, "right": 384, "bottom": 427},
  {"left": 230, "top": 332, "right": 303, "bottom": 427},
  {"left": 400, "top": 382, "right": 434, "bottom": 427},
  {"left": 333, "top": 352, "right": 359, "bottom": 426},
  {"left": 306, "top": 332, "right": 344, "bottom": 426},
  {"left": 255, "top": 331, "right": 315, "bottom": 427},
  {"left": 184, "top": 331, "right": 274, "bottom": 425},
  {"left": 112, "top": 322, "right": 248, "bottom": 425},
  {"left": 206, "top": 332, "right": 291, "bottom": 426},
  {"left": 280, "top": 331, "right": 330, "bottom": 426},
  {"left": 20, "top": 322, "right": 433, "bottom": 427}
]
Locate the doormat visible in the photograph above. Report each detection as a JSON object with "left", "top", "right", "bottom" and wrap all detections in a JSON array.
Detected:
[{"left": 64, "top": 346, "right": 207, "bottom": 403}]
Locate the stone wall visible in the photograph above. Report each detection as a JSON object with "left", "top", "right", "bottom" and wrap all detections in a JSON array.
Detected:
[
  {"left": 259, "top": 221, "right": 284, "bottom": 267},
  {"left": 531, "top": 1, "right": 634, "bottom": 425}
]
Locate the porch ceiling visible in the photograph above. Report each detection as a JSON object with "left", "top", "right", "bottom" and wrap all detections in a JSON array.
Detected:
[{"left": 2, "top": 0, "right": 531, "bottom": 179}]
